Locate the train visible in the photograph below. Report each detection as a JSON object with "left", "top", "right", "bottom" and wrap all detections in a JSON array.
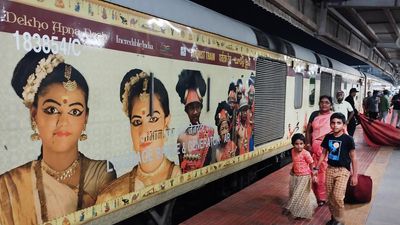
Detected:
[{"left": 0, "top": 0, "right": 394, "bottom": 224}]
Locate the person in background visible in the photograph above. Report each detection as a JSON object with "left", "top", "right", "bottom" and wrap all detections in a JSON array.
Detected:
[
  {"left": 333, "top": 90, "right": 354, "bottom": 126},
  {"left": 314, "top": 113, "right": 358, "bottom": 225},
  {"left": 306, "top": 95, "right": 333, "bottom": 206},
  {"left": 345, "top": 88, "right": 359, "bottom": 136},
  {"left": 391, "top": 89, "right": 400, "bottom": 128},
  {"left": 362, "top": 91, "right": 371, "bottom": 115},
  {"left": 283, "top": 133, "right": 317, "bottom": 219},
  {"left": 367, "top": 90, "right": 380, "bottom": 119},
  {"left": 379, "top": 90, "right": 390, "bottom": 123}
]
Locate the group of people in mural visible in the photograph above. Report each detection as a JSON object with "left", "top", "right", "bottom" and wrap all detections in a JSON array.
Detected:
[{"left": 0, "top": 50, "right": 255, "bottom": 224}]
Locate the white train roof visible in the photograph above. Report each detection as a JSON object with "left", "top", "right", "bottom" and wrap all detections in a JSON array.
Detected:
[
  {"left": 106, "top": 0, "right": 363, "bottom": 76},
  {"left": 107, "top": 0, "right": 258, "bottom": 45},
  {"left": 329, "top": 57, "right": 362, "bottom": 75},
  {"left": 289, "top": 42, "right": 318, "bottom": 64}
]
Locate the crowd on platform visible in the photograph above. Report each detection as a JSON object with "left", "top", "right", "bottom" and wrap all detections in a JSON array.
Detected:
[{"left": 282, "top": 87, "right": 400, "bottom": 225}]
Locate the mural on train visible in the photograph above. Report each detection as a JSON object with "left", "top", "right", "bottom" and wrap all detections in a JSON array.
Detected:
[
  {"left": 0, "top": 0, "right": 255, "bottom": 224},
  {"left": 1, "top": 0, "right": 394, "bottom": 224}
]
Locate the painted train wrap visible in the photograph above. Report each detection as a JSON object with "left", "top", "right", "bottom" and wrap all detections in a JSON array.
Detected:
[{"left": 0, "top": 0, "right": 392, "bottom": 224}]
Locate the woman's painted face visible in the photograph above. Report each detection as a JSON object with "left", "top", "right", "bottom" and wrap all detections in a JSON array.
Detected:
[
  {"left": 34, "top": 83, "right": 87, "bottom": 153},
  {"left": 130, "top": 95, "right": 169, "bottom": 154},
  {"left": 319, "top": 97, "right": 332, "bottom": 112}
]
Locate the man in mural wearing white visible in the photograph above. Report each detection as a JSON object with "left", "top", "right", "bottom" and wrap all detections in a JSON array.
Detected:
[{"left": 333, "top": 90, "right": 354, "bottom": 125}]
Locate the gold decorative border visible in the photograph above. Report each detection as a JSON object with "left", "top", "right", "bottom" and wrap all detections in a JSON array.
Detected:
[{"left": 43, "top": 139, "right": 290, "bottom": 224}]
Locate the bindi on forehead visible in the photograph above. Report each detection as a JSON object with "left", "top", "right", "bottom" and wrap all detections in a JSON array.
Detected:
[{"left": 62, "top": 95, "right": 69, "bottom": 104}]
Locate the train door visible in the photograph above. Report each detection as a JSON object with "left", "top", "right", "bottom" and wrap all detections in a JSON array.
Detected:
[{"left": 254, "top": 57, "right": 286, "bottom": 146}]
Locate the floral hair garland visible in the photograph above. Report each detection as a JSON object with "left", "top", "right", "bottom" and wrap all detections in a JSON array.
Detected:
[
  {"left": 22, "top": 54, "right": 64, "bottom": 107},
  {"left": 122, "top": 71, "right": 148, "bottom": 116}
]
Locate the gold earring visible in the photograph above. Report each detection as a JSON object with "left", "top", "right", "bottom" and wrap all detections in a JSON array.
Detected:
[
  {"left": 80, "top": 132, "right": 87, "bottom": 141},
  {"left": 31, "top": 121, "right": 40, "bottom": 141},
  {"left": 80, "top": 129, "right": 87, "bottom": 141}
]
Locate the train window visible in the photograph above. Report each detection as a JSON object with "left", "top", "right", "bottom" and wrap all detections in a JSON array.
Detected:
[
  {"left": 254, "top": 57, "right": 286, "bottom": 146},
  {"left": 344, "top": 81, "right": 347, "bottom": 90},
  {"left": 320, "top": 72, "right": 332, "bottom": 97},
  {"left": 309, "top": 77, "right": 315, "bottom": 106},
  {"left": 334, "top": 75, "right": 342, "bottom": 94},
  {"left": 294, "top": 73, "right": 303, "bottom": 109}
]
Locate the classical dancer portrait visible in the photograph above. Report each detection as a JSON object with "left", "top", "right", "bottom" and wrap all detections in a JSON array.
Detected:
[
  {"left": 97, "top": 69, "right": 181, "bottom": 203},
  {"left": 175, "top": 69, "right": 215, "bottom": 173},
  {"left": 0, "top": 50, "right": 116, "bottom": 225}
]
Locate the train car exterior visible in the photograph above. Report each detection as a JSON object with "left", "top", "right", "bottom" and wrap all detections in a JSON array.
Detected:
[{"left": 0, "top": 0, "right": 386, "bottom": 224}]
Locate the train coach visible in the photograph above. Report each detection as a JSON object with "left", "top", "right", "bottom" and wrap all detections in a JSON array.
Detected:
[{"left": 0, "top": 0, "right": 394, "bottom": 224}]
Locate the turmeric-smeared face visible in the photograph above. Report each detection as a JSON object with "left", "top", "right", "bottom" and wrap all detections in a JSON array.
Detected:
[
  {"left": 33, "top": 84, "right": 87, "bottom": 153},
  {"left": 130, "top": 95, "right": 169, "bottom": 154}
]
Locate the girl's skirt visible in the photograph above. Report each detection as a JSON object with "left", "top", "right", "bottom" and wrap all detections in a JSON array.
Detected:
[{"left": 285, "top": 174, "right": 317, "bottom": 219}]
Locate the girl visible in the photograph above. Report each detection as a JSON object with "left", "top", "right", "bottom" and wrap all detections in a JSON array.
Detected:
[
  {"left": 284, "top": 133, "right": 317, "bottom": 219},
  {"left": 97, "top": 69, "right": 181, "bottom": 202},
  {"left": 0, "top": 50, "right": 116, "bottom": 224}
]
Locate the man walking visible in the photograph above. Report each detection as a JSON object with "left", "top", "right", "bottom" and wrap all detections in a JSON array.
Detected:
[
  {"left": 391, "top": 90, "right": 400, "bottom": 128},
  {"left": 345, "top": 88, "right": 359, "bottom": 136},
  {"left": 333, "top": 90, "right": 354, "bottom": 130}
]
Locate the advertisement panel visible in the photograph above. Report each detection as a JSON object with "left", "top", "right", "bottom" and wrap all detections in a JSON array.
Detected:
[{"left": 0, "top": 1, "right": 256, "bottom": 224}]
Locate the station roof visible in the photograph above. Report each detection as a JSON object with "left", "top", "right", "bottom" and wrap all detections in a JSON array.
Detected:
[{"left": 189, "top": 0, "right": 400, "bottom": 85}]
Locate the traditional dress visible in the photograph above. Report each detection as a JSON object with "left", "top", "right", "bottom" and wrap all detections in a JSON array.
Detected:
[
  {"left": 237, "top": 122, "right": 252, "bottom": 155},
  {"left": 310, "top": 111, "right": 332, "bottom": 202},
  {"left": 178, "top": 124, "right": 215, "bottom": 173},
  {"left": 216, "top": 141, "right": 237, "bottom": 161},
  {"left": 285, "top": 149, "right": 317, "bottom": 219},
  {"left": 0, "top": 153, "right": 115, "bottom": 225},
  {"left": 96, "top": 157, "right": 180, "bottom": 203}
]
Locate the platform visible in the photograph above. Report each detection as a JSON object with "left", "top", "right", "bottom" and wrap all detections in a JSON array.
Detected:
[{"left": 180, "top": 127, "right": 399, "bottom": 225}]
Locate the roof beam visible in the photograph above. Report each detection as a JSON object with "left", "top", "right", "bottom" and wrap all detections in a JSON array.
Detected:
[
  {"left": 384, "top": 9, "right": 400, "bottom": 38},
  {"left": 346, "top": 8, "right": 379, "bottom": 43},
  {"left": 328, "top": 8, "right": 373, "bottom": 44},
  {"left": 376, "top": 42, "right": 400, "bottom": 49},
  {"left": 327, "top": 0, "right": 400, "bottom": 8}
]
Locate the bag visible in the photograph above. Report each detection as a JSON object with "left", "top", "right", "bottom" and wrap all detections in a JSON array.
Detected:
[{"left": 345, "top": 174, "right": 372, "bottom": 204}]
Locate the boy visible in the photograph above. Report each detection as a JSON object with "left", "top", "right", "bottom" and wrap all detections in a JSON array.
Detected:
[{"left": 314, "top": 112, "right": 358, "bottom": 225}]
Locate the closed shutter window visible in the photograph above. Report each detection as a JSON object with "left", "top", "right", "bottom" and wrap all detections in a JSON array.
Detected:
[
  {"left": 320, "top": 72, "right": 332, "bottom": 97},
  {"left": 254, "top": 57, "right": 286, "bottom": 146}
]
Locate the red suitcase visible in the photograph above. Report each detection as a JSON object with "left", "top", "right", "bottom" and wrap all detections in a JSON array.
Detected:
[{"left": 345, "top": 174, "right": 372, "bottom": 204}]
